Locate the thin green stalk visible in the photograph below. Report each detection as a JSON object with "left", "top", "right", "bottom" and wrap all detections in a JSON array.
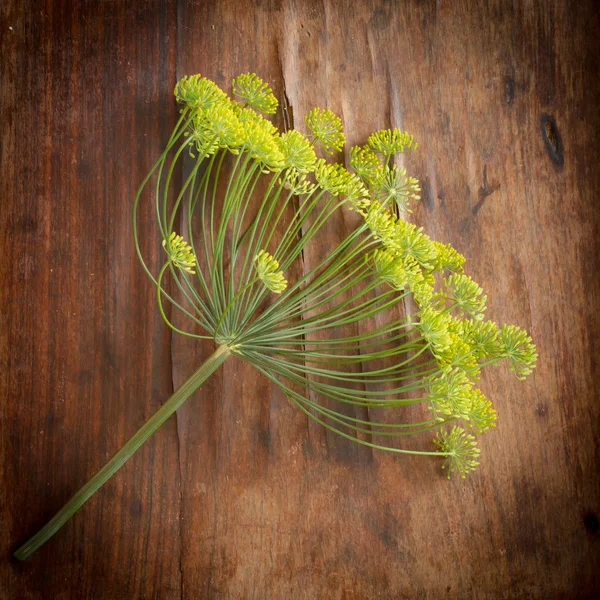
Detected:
[
  {"left": 156, "top": 263, "right": 213, "bottom": 338},
  {"left": 14, "top": 345, "right": 232, "bottom": 560},
  {"left": 255, "top": 365, "right": 452, "bottom": 457}
]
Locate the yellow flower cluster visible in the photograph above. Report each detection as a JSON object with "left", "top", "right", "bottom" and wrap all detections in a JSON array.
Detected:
[
  {"left": 254, "top": 250, "right": 288, "bottom": 294},
  {"left": 367, "top": 128, "right": 417, "bottom": 156},
  {"left": 232, "top": 73, "right": 278, "bottom": 115},
  {"left": 434, "top": 427, "right": 481, "bottom": 479},
  {"left": 162, "top": 232, "right": 197, "bottom": 274},
  {"left": 277, "top": 130, "right": 316, "bottom": 173},
  {"left": 304, "top": 108, "right": 346, "bottom": 154},
  {"left": 176, "top": 74, "right": 284, "bottom": 169},
  {"left": 349, "top": 145, "right": 380, "bottom": 184},
  {"left": 351, "top": 129, "right": 535, "bottom": 476},
  {"left": 374, "top": 165, "right": 421, "bottom": 213},
  {"left": 370, "top": 249, "right": 408, "bottom": 290}
]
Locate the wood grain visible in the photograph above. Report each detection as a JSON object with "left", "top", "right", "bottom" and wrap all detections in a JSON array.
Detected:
[{"left": 1, "top": 1, "right": 598, "bottom": 598}]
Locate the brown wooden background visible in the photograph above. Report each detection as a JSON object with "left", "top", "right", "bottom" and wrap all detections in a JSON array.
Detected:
[{"left": 1, "top": 1, "right": 599, "bottom": 598}]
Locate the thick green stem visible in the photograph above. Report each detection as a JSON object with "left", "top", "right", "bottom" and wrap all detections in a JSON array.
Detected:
[{"left": 14, "top": 345, "right": 231, "bottom": 561}]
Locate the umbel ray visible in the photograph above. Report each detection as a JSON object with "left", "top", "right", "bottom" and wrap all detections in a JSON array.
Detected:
[{"left": 14, "top": 73, "right": 537, "bottom": 560}]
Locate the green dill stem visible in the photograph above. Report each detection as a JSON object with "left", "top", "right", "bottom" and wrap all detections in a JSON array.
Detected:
[
  {"left": 213, "top": 153, "right": 249, "bottom": 312},
  {"left": 166, "top": 262, "right": 216, "bottom": 332},
  {"left": 133, "top": 134, "right": 213, "bottom": 335},
  {"left": 13, "top": 345, "right": 231, "bottom": 561},
  {"left": 161, "top": 142, "right": 189, "bottom": 233},
  {"left": 243, "top": 224, "right": 372, "bottom": 333},
  {"left": 223, "top": 164, "right": 263, "bottom": 328},
  {"left": 167, "top": 153, "right": 204, "bottom": 234},
  {"left": 156, "top": 262, "right": 212, "bottom": 339},
  {"left": 255, "top": 365, "right": 450, "bottom": 457},
  {"left": 185, "top": 176, "right": 221, "bottom": 321},
  {"left": 229, "top": 172, "right": 286, "bottom": 326},
  {"left": 213, "top": 277, "right": 259, "bottom": 341}
]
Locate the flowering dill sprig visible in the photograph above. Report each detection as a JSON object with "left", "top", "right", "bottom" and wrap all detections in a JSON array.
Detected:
[
  {"left": 14, "top": 72, "right": 541, "bottom": 562},
  {"left": 433, "top": 241, "right": 466, "bottom": 273},
  {"left": 392, "top": 220, "right": 438, "bottom": 271},
  {"left": 466, "top": 389, "right": 497, "bottom": 433},
  {"left": 364, "top": 201, "right": 397, "bottom": 244},
  {"left": 464, "top": 320, "right": 501, "bottom": 360},
  {"left": 444, "top": 273, "right": 487, "bottom": 320},
  {"left": 428, "top": 368, "right": 473, "bottom": 420},
  {"left": 281, "top": 170, "right": 317, "bottom": 196},
  {"left": 370, "top": 249, "right": 408, "bottom": 290},
  {"left": 436, "top": 329, "right": 480, "bottom": 375},
  {"left": 343, "top": 173, "right": 370, "bottom": 214},
  {"left": 417, "top": 306, "right": 452, "bottom": 357},
  {"left": 313, "top": 158, "right": 353, "bottom": 196},
  {"left": 240, "top": 119, "right": 283, "bottom": 169},
  {"left": 202, "top": 103, "right": 246, "bottom": 151}
]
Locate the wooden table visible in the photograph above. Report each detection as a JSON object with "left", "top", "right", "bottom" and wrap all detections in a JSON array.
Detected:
[{"left": 1, "top": 1, "right": 598, "bottom": 597}]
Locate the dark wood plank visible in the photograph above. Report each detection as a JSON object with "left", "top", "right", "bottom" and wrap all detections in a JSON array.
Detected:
[
  {"left": 1, "top": 1, "right": 599, "bottom": 598},
  {"left": 1, "top": 1, "right": 181, "bottom": 598}
]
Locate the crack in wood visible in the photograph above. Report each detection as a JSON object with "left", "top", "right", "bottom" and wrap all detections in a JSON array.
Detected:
[
  {"left": 472, "top": 164, "right": 500, "bottom": 215},
  {"left": 281, "top": 81, "right": 294, "bottom": 133},
  {"left": 541, "top": 114, "right": 564, "bottom": 166}
]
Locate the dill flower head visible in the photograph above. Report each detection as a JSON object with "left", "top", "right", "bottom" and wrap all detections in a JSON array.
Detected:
[
  {"left": 202, "top": 103, "right": 245, "bottom": 152},
  {"left": 466, "top": 389, "right": 497, "bottom": 433},
  {"left": 370, "top": 249, "right": 407, "bottom": 290},
  {"left": 436, "top": 330, "right": 479, "bottom": 375},
  {"left": 403, "top": 255, "right": 434, "bottom": 307},
  {"left": 304, "top": 108, "right": 346, "bottom": 154},
  {"left": 368, "top": 128, "right": 417, "bottom": 156},
  {"left": 428, "top": 368, "right": 474, "bottom": 420},
  {"left": 281, "top": 169, "right": 317, "bottom": 196},
  {"left": 392, "top": 220, "right": 437, "bottom": 271},
  {"left": 277, "top": 130, "right": 316, "bottom": 173},
  {"left": 162, "top": 232, "right": 196, "bottom": 274},
  {"left": 350, "top": 145, "right": 381, "bottom": 184},
  {"left": 417, "top": 306, "right": 452, "bottom": 357},
  {"left": 432, "top": 241, "right": 466, "bottom": 274},
  {"left": 374, "top": 165, "right": 421, "bottom": 212},
  {"left": 242, "top": 118, "right": 285, "bottom": 171},
  {"left": 364, "top": 201, "right": 397, "bottom": 246},
  {"left": 174, "top": 75, "right": 227, "bottom": 110},
  {"left": 500, "top": 324, "right": 538, "bottom": 380},
  {"left": 365, "top": 204, "right": 436, "bottom": 273},
  {"left": 313, "top": 158, "right": 353, "bottom": 196},
  {"left": 254, "top": 250, "right": 288, "bottom": 294},
  {"left": 464, "top": 319, "right": 501, "bottom": 360},
  {"left": 186, "top": 113, "right": 219, "bottom": 158},
  {"left": 232, "top": 73, "right": 278, "bottom": 115},
  {"left": 342, "top": 173, "right": 370, "bottom": 214},
  {"left": 233, "top": 104, "right": 276, "bottom": 132},
  {"left": 434, "top": 427, "right": 481, "bottom": 479},
  {"left": 444, "top": 274, "right": 487, "bottom": 320}
]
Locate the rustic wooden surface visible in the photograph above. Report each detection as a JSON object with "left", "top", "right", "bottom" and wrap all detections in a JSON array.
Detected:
[{"left": 1, "top": 1, "right": 599, "bottom": 598}]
